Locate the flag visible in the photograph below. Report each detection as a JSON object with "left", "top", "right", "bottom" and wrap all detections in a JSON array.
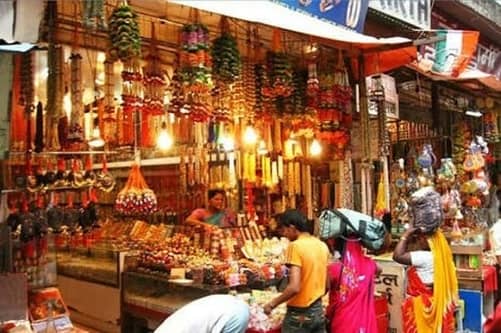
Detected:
[{"left": 431, "top": 30, "right": 479, "bottom": 77}]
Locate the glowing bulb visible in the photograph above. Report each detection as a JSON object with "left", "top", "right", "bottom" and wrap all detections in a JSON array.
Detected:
[
  {"left": 243, "top": 126, "right": 258, "bottom": 145},
  {"left": 310, "top": 139, "right": 322, "bottom": 157},
  {"left": 257, "top": 140, "right": 268, "bottom": 155},
  {"left": 220, "top": 136, "right": 235, "bottom": 152},
  {"left": 156, "top": 122, "right": 173, "bottom": 151},
  {"left": 88, "top": 128, "right": 105, "bottom": 148}
]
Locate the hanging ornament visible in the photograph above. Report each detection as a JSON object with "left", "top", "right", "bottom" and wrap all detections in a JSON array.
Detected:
[
  {"left": 212, "top": 18, "right": 241, "bottom": 84},
  {"left": 143, "top": 22, "right": 166, "bottom": 116},
  {"left": 108, "top": 1, "right": 141, "bottom": 62},
  {"left": 68, "top": 52, "right": 84, "bottom": 143},
  {"left": 115, "top": 163, "right": 157, "bottom": 215}
]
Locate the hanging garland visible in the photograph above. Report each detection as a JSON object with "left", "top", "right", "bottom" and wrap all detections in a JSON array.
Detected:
[
  {"left": 108, "top": 1, "right": 142, "bottom": 62},
  {"left": 143, "top": 23, "right": 166, "bottom": 116},
  {"left": 212, "top": 31, "right": 241, "bottom": 83},
  {"left": 179, "top": 23, "right": 213, "bottom": 92},
  {"left": 68, "top": 52, "right": 84, "bottom": 143}
]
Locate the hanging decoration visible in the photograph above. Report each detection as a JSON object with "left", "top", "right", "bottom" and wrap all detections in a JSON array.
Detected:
[
  {"left": 168, "top": 66, "right": 187, "bottom": 116},
  {"left": 212, "top": 18, "right": 241, "bottom": 84},
  {"left": 120, "top": 59, "right": 142, "bottom": 146},
  {"left": 20, "top": 52, "right": 34, "bottom": 151},
  {"left": 143, "top": 22, "right": 166, "bottom": 116},
  {"left": 316, "top": 51, "right": 352, "bottom": 159},
  {"left": 46, "top": 45, "right": 64, "bottom": 151},
  {"left": 108, "top": 1, "right": 141, "bottom": 62},
  {"left": 115, "top": 163, "right": 157, "bottom": 216},
  {"left": 179, "top": 19, "right": 213, "bottom": 122},
  {"left": 262, "top": 30, "right": 293, "bottom": 100},
  {"left": 242, "top": 28, "right": 256, "bottom": 120},
  {"left": 68, "top": 52, "right": 84, "bottom": 143},
  {"left": 452, "top": 122, "right": 471, "bottom": 178},
  {"left": 102, "top": 58, "right": 117, "bottom": 146},
  {"left": 83, "top": 0, "right": 106, "bottom": 30},
  {"left": 34, "top": 102, "right": 44, "bottom": 153},
  {"left": 179, "top": 22, "right": 213, "bottom": 92}
]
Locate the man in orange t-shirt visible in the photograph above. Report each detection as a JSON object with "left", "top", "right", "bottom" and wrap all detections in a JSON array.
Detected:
[{"left": 264, "top": 209, "right": 330, "bottom": 333}]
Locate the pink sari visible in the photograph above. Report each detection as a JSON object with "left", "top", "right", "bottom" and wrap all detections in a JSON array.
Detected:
[{"left": 326, "top": 239, "right": 378, "bottom": 333}]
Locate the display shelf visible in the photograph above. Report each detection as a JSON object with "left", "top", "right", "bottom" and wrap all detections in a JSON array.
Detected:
[{"left": 56, "top": 250, "right": 123, "bottom": 288}]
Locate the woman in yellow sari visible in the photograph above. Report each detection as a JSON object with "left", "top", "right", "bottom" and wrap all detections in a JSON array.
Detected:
[{"left": 393, "top": 187, "right": 458, "bottom": 333}]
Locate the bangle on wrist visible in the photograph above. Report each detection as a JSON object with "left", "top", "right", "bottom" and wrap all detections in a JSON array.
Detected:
[{"left": 400, "top": 235, "right": 408, "bottom": 242}]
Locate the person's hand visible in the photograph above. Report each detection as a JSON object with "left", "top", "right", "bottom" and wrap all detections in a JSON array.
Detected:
[
  {"left": 263, "top": 302, "right": 274, "bottom": 315},
  {"left": 203, "top": 224, "right": 215, "bottom": 233},
  {"left": 404, "top": 225, "right": 420, "bottom": 236}
]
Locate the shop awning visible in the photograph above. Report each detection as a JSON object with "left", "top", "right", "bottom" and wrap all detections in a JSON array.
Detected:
[
  {"left": 169, "top": 0, "right": 418, "bottom": 76},
  {"left": 0, "top": 0, "right": 44, "bottom": 45}
]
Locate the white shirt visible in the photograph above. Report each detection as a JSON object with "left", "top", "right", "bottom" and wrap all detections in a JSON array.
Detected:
[
  {"left": 154, "top": 295, "right": 250, "bottom": 333},
  {"left": 490, "top": 220, "right": 501, "bottom": 256},
  {"left": 410, "top": 251, "right": 434, "bottom": 285}
]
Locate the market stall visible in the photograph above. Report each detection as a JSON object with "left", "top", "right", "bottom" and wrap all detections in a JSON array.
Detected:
[{"left": 1, "top": 1, "right": 500, "bottom": 333}]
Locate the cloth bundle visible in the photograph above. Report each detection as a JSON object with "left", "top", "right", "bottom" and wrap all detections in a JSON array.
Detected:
[{"left": 409, "top": 186, "right": 443, "bottom": 234}]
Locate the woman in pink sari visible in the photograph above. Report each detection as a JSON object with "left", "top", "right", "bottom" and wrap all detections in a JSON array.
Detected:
[{"left": 326, "top": 237, "right": 379, "bottom": 333}]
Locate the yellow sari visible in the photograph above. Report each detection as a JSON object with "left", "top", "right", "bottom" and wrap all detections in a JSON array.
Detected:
[{"left": 403, "top": 230, "right": 458, "bottom": 333}]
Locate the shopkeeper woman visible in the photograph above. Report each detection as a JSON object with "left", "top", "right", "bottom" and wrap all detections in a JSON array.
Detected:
[
  {"left": 186, "top": 189, "right": 236, "bottom": 230},
  {"left": 393, "top": 187, "right": 458, "bottom": 333}
]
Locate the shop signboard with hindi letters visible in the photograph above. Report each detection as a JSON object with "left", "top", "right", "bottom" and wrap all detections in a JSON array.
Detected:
[
  {"left": 374, "top": 257, "right": 406, "bottom": 333},
  {"left": 369, "top": 0, "right": 431, "bottom": 30},
  {"left": 273, "top": 0, "right": 370, "bottom": 32}
]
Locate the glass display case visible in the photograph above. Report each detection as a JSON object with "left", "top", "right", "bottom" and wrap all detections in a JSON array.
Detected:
[{"left": 56, "top": 245, "right": 124, "bottom": 287}]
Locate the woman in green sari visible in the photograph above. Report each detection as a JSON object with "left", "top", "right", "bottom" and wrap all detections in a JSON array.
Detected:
[{"left": 186, "top": 189, "right": 235, "bottom": 231}]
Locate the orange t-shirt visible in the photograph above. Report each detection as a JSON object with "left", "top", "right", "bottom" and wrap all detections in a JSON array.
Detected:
[{"left": 286, "top": 233, "right": 330, "bottom": 307}]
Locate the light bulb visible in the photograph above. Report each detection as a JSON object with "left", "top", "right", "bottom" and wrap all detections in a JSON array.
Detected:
[
  {"left": 221, "top": 136, "right": 235, "bottom": 152},
  {"left": 310, "top": 139, "right": 322, "bottom": 157},
  {"left": 88, "top": 128, "right": 105, "bottom": 148},
  {"left": 157, "top": 123, "right": 173, "bottom": 151},
  {"left": 257, "top": 140, "right": 268, "bottom": 155},
  {"left": 243, "top": 125, "right": 258, "bottom": 145}
]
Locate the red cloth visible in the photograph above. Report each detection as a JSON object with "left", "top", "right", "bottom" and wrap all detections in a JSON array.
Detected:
[
  {"left": 485, "top": 303, "right": 501, "bottom": 333},
  {"left": 402, "top": 267, "right": 455, "bottom": 333},
  {"left": 483, "top": 265, "right": 498, "bottom": 294}
]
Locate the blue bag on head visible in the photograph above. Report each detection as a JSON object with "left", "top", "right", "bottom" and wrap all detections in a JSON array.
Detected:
[{"left": 318, "top": 208, "right": 388, "bottom": 251}]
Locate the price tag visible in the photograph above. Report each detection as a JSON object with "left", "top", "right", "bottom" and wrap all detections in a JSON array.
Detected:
[{"left": 170, "top": 268, "right": 186, "bottom": 279}]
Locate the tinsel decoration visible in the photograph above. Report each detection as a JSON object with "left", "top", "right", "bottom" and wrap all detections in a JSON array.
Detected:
[
  {"left": 68, "top": 53, "right": 84, "bottom": 142},
  {"left": 108, "top": 1, "right": 141, "bottom": 62},
  {"left": 83, "top": 0, "right": 106, "bottom": 30}
]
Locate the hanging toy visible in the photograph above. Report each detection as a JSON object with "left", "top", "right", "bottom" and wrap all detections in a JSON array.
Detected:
[{"left": 417, "top": 144, "right": 436, "bottom": 174}]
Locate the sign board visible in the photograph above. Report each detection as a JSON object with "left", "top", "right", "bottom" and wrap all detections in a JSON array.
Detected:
[
  {"left": 274, "top": 0, "right": 369, "bottom": 32},
  {"left": 369, "top": 0, "right": 431, "bottom": 30},
  {"left": 374, "top": 258, "right": 406, "bottom": 333},
  {"left": 366, "top": 74, "right": 399, "bottom": 119}
]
